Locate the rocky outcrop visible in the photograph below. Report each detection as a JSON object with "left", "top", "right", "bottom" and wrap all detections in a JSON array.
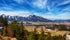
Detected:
[{"left": 0, "top": 36, "right": 17, "bottom": 40}]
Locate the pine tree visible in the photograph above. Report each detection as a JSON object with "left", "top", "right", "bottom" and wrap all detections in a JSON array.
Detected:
[
  {"left": 28, "top": 31, "right": 35, "bottom": 40},
  {"left": 2, "top": 16, "right": 8, "bottom": 36},
  {"left": 39, "top": 27, "right": 45, "bottom": 40},
  {"left": 19, "top": 22, "right": 28, "bottom": 40},
  {"left": 0, "top": 16, "right": 3, "bottom": 24},
  {"left": 46, "top": 32, "right": 52, "bottom": 40}
]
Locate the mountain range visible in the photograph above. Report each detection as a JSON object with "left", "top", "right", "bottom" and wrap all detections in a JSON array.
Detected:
[
  {"left": 0, "top": 14, "right": 70, "bottom": 22},
  {"left": 0, "top": 14, "right": 52, "bottom": 22}
]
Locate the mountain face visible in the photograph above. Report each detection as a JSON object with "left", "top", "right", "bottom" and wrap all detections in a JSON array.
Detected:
[
  {"left": 26, "top": 15, "right": 52, "bottom": 22},
  {"left": 0, "top": 14, "right": 70, "bottom": 22},
  {"left": 0, "top": 14, "right": 52, "bottom": 22}
]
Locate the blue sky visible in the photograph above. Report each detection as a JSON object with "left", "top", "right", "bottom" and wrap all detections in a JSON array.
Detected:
[{"left": 0, "top": 0, "right": 70, "bottom": 20}]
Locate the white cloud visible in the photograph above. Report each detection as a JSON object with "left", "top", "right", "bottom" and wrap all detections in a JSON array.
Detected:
[
  {"left": 0, "top": 11, "right": 32, "bottom": 17},
  {"left": 58, "top": 0, "right": 70, "bottom": 6},
  {"left": 41, "top": 12, "right": 70, "bottom": 20},
  {"left": 33, "top": 12, "right": 70, "bottom": 20},
  {"left": 0, "top": 11, "right": 70, "bottom": 20},
  {"left": 33, "top": 0, "right": 47, "bottom": 9}
]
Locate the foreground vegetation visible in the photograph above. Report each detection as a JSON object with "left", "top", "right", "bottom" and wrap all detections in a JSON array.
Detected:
[{"left": 0, "top": 16, "right": 69, "bottom": 40}]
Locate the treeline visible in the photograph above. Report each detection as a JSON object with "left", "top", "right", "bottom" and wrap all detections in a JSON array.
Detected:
[
  {"left": 53, "top": 24, "right": 70, "bottom": 31},
  {"left": 46, "top": 24, "right": 70, "bottom": 31},
  {"left": 0, "top": 16, "right": 66, "bottom": 40}
]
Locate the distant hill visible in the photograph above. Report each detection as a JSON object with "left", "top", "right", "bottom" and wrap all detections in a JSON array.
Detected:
[
  {"left": 0, "top": 14, "right": 52, "bottom": 22},
  {"left": 53, "top": 20, "right": 70, "bottom": 22}
]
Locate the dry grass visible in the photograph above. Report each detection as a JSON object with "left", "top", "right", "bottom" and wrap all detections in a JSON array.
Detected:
[{"left": 25, "top": 26, "right": 70, "bottom": 36}]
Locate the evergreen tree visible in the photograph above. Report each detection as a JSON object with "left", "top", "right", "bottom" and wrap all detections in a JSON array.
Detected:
[
  {"left": 33, "top": 27, "right": 39, "bottom": 40},
  {"left": 28, "top": 28, "right": 38, "bottom": 40},
  {"left": 0, "top": 16, "right": 3, "bottom": 24},
  {"left": 20, "top": 22, "right": 28, "bottom": 40},
  {"left": 28, "top": 32, "right": 35, "bottom": 40},
  {"left": 39, "top": 27, "right": 45, "bottom": 40},
  {"left": 46, "top": 32, "right": 52, "bottom": 40},
  {"left": 2, "top": 16, "right": 8, "bottom": 36}
]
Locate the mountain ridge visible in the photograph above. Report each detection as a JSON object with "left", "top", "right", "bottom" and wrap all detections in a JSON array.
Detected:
[
  {"left": 0, "top": 14, "right": 52, "bottom": 22},
  {"left": 0, "top": 14, "right": 70, "bottom": 22}
]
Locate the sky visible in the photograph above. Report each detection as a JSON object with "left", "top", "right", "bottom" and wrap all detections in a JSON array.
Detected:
[{"left": 0, "top": 0, "right": 70, "bottom": 20}]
